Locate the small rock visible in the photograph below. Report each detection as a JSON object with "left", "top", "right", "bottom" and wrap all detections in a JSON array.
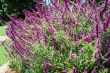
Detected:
[
  {"left": 0, "top": 61, "right": 10, "bottom": 73},
  {"left": 0, "top": 61, "right": 19, "bottom": 73},
  {"left": 5, "top": 68, "right": 19, "bottom": 73},
  {"left": 0, "top": 36, "right": 9, "bottom": 42}
]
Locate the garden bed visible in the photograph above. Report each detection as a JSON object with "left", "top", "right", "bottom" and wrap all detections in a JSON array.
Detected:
[{"left": 0, "top": 0, "right": 110, "bottom": 73}]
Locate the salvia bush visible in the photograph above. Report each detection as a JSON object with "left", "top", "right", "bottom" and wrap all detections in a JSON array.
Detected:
[{"left": 7, "top": 0, "right": 110, "bottom": 73}]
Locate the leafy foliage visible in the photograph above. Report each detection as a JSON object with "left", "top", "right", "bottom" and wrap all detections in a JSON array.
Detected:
[
  {"left": 7, "top": 0, "right": 110, "bottom": 73},
  {"left": 0, "top": 0, "right": 34, "bottom": 21}
]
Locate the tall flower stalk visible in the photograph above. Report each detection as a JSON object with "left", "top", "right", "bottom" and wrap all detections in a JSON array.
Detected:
[{"left": 6, "top": 0, "right": 110, "bottom": 72}]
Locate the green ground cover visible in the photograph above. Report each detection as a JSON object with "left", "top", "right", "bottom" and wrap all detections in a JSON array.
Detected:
[
  {"left": 0, "top": 42, "right": 8, "bottom": 65},
  {"left": 0, "top": 26, "right": 8, "bottom": 65},
  {"left": 0, "top": 26, "right": 6, "bottom": 36}
]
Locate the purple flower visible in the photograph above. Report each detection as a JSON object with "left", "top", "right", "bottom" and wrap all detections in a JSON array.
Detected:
[
  {"left": 30, "top": 56, "right": 37, "bottom": 60},
  {"left": 103, "top": 15, "right": 110, "bottom": 32},
  {"left": 63, "top": 0, "right": 70, "bottom": 12},
  {"left": 91, "top": 67, "right": 96, "bottom": 73},
  {"left": 20, "top": 55, "right": 26, "bottom": 60},
  {"left": 14, "top": 31, "right": 33, "bottom": 46},
  {"left": 81, "top": 32, "right": 86, "bottom": 39},
  {"left": 87, "top": 10, "right": 93, "bottom": 20},
  {"left": 100, "top": 0, "right": 109, "bottom": 32},
  {"left": 83, "top": 67, "right": 88, "bottom": 73},
  {"left": 44, "top": 34, "right": 48, "bottom": 45},
  {"left": 53, "top": 38, "right": 59, "bottom": 49},
  {"left": 70, "top": 53, "right": 77, "bottom": 59},
  {"left": 35, "top": 4, "right": 43, "bottom": 15},
  {"left": 42, "top": 7, "right": 50, "bottom": 23},
  {"left": 25, "top": 62, "right": 31, "bottom": 67},
  {"left": 56, "top": 4, "right": 62, "bottom": 11},
  {"left": 79, "top": 48, "right": 85, "bottom": 56},
  {"left": 76, "top": 0, "right": 80, "bottom": 4},
  {"left": 62, "top": 70, "right": 67, "bottom": 73},
  {"left": 108, "top": 48, "right": 110, "bottom": 54},
  {"left": 93, "top": 49, "right": 100, "bottom": 61},
  {"left": 95, "top": 21, "right": 99, "bottom": 38},
  {"left": 67, "top": 30, "right": 71, "bottom": 38},
  {"left": 12, "top": 44, "right": 23, "bottom": 56},
  {"left": 74, "top": 33, "right": 78, "bottom": 43},
  {"left": 106, "top": 15, "right": 110, "bottom": 27},
  {"left": 51, "top": 0, "right": 62, "bottom": 12},
  {"left": 36, "top": 29, "right": 42, "bottom": 43},
  {"left": 15, "top": 40, "right": 30, "bottom": 53},
  {"left": 71, "top": 67, "right": 76, "bottom": 73},
  {"left": 41, "top": 62, "right": 48, "bottom": 73},
  {"left": 51, "top": 0, "right": 57, "bottom": 5},
  {"left": 107, "top": 57, "right": 110, "bottom": 62},
  {"left": 84, "top": 35, "right": 93, "bottom": 43},
  {"left": 48, "top": 26, "right": 54, "bottom": 35},
  {"left": 72, "top": 4, "right": 78, "bottom": 12},
  {"left": 61, "top": 12, "right": 65, "bottom": 24},
  {"left": 68, "top": 17, "right": 74, "bottom": 28}
]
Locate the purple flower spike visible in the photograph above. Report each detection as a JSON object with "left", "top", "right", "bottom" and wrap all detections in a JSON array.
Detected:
[
  {"left": 67, "top": 30, "right": 71, "bottom": 38},
  {"left": 91, "top": 67, "right": 96, "bottom": 73},
  {"left": 95, "top": 21, "right": 99, "bottom": 38},
  {"left": 79, "top": 48, "right": 85, "bottom": 56},
  {"left": 30, "top": 56, "right": 37, "bottom": 60},
  {"left": 72, "top": 4, "right": 78, "bottom": 12},
  {"left": 41, "top": 62, "right": 48, "bottom": 73},
  {"left": 20, "top": 55, "right": 26, "bottom": 60},
  {"left": 25, "top": 62, "right": 31, "bottom": 67},
  {"left": 71, "top": 67, "right": 76, "bottom": 73},
  {"left": 48, "top": 26, "right": 54, "bottom": 35},
  {"left": 84, "top": 35, "right": 92, "bottom": 43},
  {"left": 83, "top": 67, "right": 88, "bottom": 73},
  {"left": 93, "top": 49, "right": 100, "bottom": 61},
  {"left": 62, "top": 70, "right": 67, "bottom": 73},
  {"left": 44, "top": 34, "right": 48, "bottom": 45},
  {"left": 63, "top": 0, "right": 70, "bottom": 12},
  {"left": 77, "top": 0, "right": 80, "bottom": 4},
  {"left": 36, "top": 29, "right": 42, "bottom": 43},
  {"left": 107, "top": 57, "right": 110, "bottom": 62},
  {"left": 74, "top": 33, "right": 78, "bottom": 43},
  {"left": 103, "top": 15, "right": 110, "bottom": 32},
  {"left": 108, "top": 48, "right": 110, "bottom": 54},
  {"left": 51, "top": 0, "right": 62, "bottom": 12},
  {"left": 70, "top": 53, "right": 77, "bottom": 59},
  {"left": 68, "top": 17, "right": 74, "bottom": 28}
]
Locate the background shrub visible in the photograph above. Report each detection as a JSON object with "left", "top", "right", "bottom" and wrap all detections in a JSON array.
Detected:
[{"left": 0, "top": 0, "right": 34, "bottom": 22}]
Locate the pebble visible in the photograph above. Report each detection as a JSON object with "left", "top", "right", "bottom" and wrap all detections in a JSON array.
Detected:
[{"left": 0, "top": 36, "right": 9, "bottom": 42}]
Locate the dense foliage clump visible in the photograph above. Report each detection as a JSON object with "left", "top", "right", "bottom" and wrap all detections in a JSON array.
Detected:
[{"left": 6, "top": 0, "right": 110, "bottom": 73}]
